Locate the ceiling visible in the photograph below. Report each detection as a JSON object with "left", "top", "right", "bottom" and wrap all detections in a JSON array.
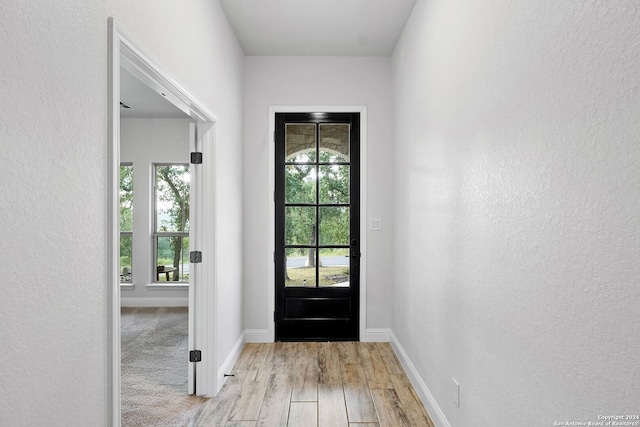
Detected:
[
  {"left": 121, "top": 1, "right": 417, "bottom": 117},
  {"left": 218, "top": 0, "right": 418, "bottom": 56},
  {"left": 120, "top": 68, "right": 191, "bottom": 119}
]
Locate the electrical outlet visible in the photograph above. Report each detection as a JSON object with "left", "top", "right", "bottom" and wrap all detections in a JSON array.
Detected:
[{"left": 452, "top": 378, "right": 460, "bottom": 407}]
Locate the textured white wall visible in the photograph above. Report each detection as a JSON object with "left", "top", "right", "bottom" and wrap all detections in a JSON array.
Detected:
[
  {"left": 0, "top": 1, "right": 244, "bottom": 425},
  {"left": 120, "top": 118, "right": 191, "bottom": 303},
  {"left": 392, "top": 0, "right": 640, "bottom": 425},
  {"left": 243, "top": 56, "right": 394, "bottom": 334}
]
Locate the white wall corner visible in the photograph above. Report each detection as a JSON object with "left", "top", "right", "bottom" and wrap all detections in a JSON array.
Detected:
[
  {"left": 120, "top": 297, "right": 188, "bottom": 307},
  {"left": 244, "top": 329, "right": 272, "bottom": 343},
  {"left": 215, "top": 333, "right": 245, "bottom": 394},
  {"left": 389, "top": 331, "right": 452, "bottom": 427},
  {"left": 362, "top": 328, "right": 391, "bottom": 342}
]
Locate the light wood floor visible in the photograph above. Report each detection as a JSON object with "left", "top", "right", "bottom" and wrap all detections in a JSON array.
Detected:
[{"left": 193, "top": 342, "right": 435, "bottom": 427}]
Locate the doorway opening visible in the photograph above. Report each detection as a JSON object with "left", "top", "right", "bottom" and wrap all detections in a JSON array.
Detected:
[
  {"left": 267, "top": 107, "right": 368, "bottom": 344},
  {"left": 119, "top": 100, "right": 195, "bottom": 421},
  {"left": 108, "top": 18, "right": 218, "bottom": 426},
  {"left": 274, "top": 112, "right": 361, "bottom": 341}
]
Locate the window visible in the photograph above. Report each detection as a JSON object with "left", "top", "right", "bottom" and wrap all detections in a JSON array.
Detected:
[
  {"left": 120, "top": 163, "right": 133, "bottom": 283},
  {"left": 154, "top": 164, "right": 190, "bottom": 282}
]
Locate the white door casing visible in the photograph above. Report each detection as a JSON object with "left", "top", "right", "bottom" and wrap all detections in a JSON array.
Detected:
[
  {"left": 266, "top": 106, "right": 368, "bottom": 343},
  {"left": 108, "top": 17, "right": 218, "bottom": 427}
]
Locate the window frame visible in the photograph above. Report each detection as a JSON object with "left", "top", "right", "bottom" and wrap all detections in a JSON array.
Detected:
[{"left": 152, "top": 162, "right": 190, "bottom": 284}]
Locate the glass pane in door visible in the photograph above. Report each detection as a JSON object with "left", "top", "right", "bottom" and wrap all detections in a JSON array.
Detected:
[
  {"left": 319, "top": 206, "right": 350, "bottom": 246},
  {"left": 319, "top": 123, "right": 350, "bottom": 162},
  {"left": 285, "top": 248, "right": 317, "bottom": 287},
  {"left": 286, "top": 123, "right": 316, "bottom": 162},
  {"left": 319, "top": 165, "right": 349, "bottom": 204},
  {"left": 285, "top": 165, "right": 316, "bottom": 204},
  {"left": 285, "top": 207, "right": 316, "bottom": 246},
  {"left": 319, "top": 248, "right": 350, "bottom": 287}
]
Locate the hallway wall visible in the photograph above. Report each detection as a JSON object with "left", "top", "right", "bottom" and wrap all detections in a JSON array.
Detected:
[
  {"left": 392, "top": 0, "right": 640, "bottom": 425},
  {"left": 0, "top": 1, "right": 244, "bottom": 425},
  {"left": 243, "top": 56, "right": 394, "bottom": 338}
]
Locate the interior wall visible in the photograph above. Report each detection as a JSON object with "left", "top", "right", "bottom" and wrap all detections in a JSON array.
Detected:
[
  {"left": 392, "top": 0, "right": 640, "bottom": 425},
  {"left": 0, "top": 1, "right": 244, "bottom": 425},
  {"left": 243, "top": 56, "right": 394, "bottom": 337},
  {"left": 120, "top": 118, "right": 192, "bottom": 305}
]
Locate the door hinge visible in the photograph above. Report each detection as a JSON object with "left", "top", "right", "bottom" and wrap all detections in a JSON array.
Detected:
[
  {"left": 190, "top": 152, "right": 203, "bottom": 164},
  {"left": 189, "top": 350, "right": 202, "bottom": 363},
  {"left": 273, "top": 311, "right": 276, "bottom": 321},
  {"left": 190, "top": 251, "right": 202, "bottom": 263}
]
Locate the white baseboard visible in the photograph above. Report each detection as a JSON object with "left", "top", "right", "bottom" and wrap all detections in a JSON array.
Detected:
[
  {"left": 120, "top": 297, "right": 188, "bottom": 307},
  {"left": 389, "top": 331, "right": 451, "bottom": 427},
  {"left": 216, "top": 333, "right": 245, "bottom": 394},
  {"left": 244, "top": 329, "right": 271, "bottom": 343},
  {"left": 362, "top": 328, "right": 391, "bottom": 342}
]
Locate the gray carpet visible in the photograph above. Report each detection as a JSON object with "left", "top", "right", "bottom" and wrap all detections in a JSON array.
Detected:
[{"left": 121, "top": 307, "right": 207, "bottom": 427}]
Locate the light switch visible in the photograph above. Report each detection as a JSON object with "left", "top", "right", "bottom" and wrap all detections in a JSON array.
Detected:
[{"left": 370, "top": 218, "right": 382, "bottom": 231}]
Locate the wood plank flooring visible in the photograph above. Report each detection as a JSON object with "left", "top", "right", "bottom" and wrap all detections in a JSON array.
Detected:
[{"left": 193, "top": 342, "right": 434, "bottom": 427}]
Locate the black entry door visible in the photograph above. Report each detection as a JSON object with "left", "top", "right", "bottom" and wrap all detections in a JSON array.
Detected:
[{"left": 275, "top": 112, "right": 360, "bottom": 341}]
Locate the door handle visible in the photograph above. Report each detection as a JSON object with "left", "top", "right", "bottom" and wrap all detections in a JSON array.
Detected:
[{"left": 350, "top": 239, "right": 359, "bottom": 258}]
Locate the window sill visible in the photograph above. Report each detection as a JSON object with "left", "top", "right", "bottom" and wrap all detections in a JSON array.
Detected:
[
  {"left": 145, "top": 283, "right": 189, "bottom": 290},
  {"left": 120, "top": 283, "right": 134, "bottom": 290}
]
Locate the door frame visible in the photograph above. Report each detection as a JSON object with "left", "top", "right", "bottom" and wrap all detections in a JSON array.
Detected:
[
  {"left": 108, "top": 18, "right": 218, "bottom": 426},
  {"left": 267, "top": 106, "right": 368, "bottom": 342}
]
